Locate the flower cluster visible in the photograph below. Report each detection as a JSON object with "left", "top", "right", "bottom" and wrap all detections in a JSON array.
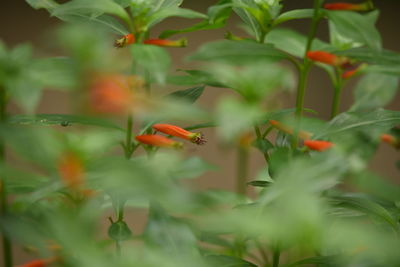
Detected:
[
  {"left": 135, "top": 124, "right": 206, "bottom": 149},
  {"left": 114, "top": 33, "right": 187, "bottom": 48}
]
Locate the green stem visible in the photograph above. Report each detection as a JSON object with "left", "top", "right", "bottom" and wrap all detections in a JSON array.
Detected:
[
  {"left": 293, "top": 0, "right": 322, "bottom": 148},
  {"left": 236, "top": 147, "right": 249, "bottom": 196},
  {"left": 124, "top": 115, "right": 134, "bottom": 158},
  {"left": 254, "top": 126, "right": 270, "bottom": 163},
  {"left": 330, "top": 70, "right": 344, "bottom": 119},
  {"left": 272, "top": 248, "right": 280, "bottom": 267},
  {"left": 0, "top": 86, "right": 12, "bottom": 267}
]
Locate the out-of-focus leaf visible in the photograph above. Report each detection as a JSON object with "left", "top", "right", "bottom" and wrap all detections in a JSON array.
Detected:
[
  {"left": 184, "top": 122, "right": 217, "bottom": 131},
  {"left": 326, "top": 10, "right": 381, "bottom": 50},
  {"left": 253, "top": 139, "right": 274, "bottom": 154},
  {"left": 216, "top": 98, "right": 264, "bottom": 141},
  {"left": 172, "top": 157, "right": 217, "bottom": 179},
  {"left": 205, "top": 255, "right": 257, "bottom": 267},
  {"left": 9, "top": 114, "right": 123, "bottom": 131},
  {"left": 287, "top": 255, "right": 341, "bottom": 266},
  {"left": 0, "top": 164, "right": 48, "bottom": 194},
  {"left": 206, "top": 62, "right": 294, "bottom": 102},
  {"left": 274, "top": 9, "right": 313, "bottom": 25},
  {"left": 168, "top": 86, "right": 205, "bottom": 103},
  {"left": 131, "top": 44, "right": 171, "bottom": 84},
  {"left": 30, "top": 57, "right": 77, "bottom": 89},
  {"left": 188, "top": 40, "right": 288, "bottom": 63},
  {"left": 144, "top": 203, "right": 199, "bottom": 255},
  {"left": 350, "top": 73, "right": 398, "bottom": 112},
  {"left": 247, "top": 180, "right": 272, "bottom": 187},
  {"left": 330, "top": 194, "right": 399, "bottom": 231},
  {"left": 168, "top": 69, "right": 225, "bottom": 87},
  {"left": 108, "top": 221, "right": 132, "bottom": 241},
  {"left": 315, "top": 109, "right": 400, "bottom": 138}
]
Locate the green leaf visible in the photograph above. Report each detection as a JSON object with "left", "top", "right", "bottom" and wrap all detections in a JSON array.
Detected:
[
  {"left": 216, "top": 98, "right": 264, "bottom": 141},
  {"left": 159, "top": 0, "right": 232, "bottom": 38},
  {"left": 326, "top": 10, "right": 381, "bottom": 50},
  {"left": 205, "top": 255, "right": 257, "bottom": 267},
  {"left": 108, "top": 221, "right": 132, "bottom": 241},
  {"left": 253, "top": 139, "right": 273, "bottom": 154},
  {"left": 350, "top": 73, "right": 398, "bottom": 112},
  {"left": 247, "top": 180, "right": 272, "bottom": 187},
  {"left": 337, "top": 47, "right": 400, "bottom": 65},
  {"left": 168, "top": 70, "right": 225, "bottom": 87},
  {"left": 51, "top": 0, "right": 130, "bottom": 23},
  {"left": 330, "top": 194, "right": 399, "bottom": 231},
  {"left": 274, "top": 9, "right": 313, "bottom": 25},
  {"left": 168, "top": 86, "right": 205, "bottom": 103},
  {"left": 315, "top": 109, "right": 400, "bottom": 138},
  {"left": 9, "top": 114, "right": 123, "bottom": 131},
  {"left": 206, "top": 62, "right": 294, "bottom": 101},
  {"left": 144, "top": 203, "right": 199, "bottom": 254},
  {"left": 287, "top": 255, "right": 340, "bottom": 267},
  {"left": 26, "top": 0, "right": 58, "bottom": 9},
  {"left": 233, "top": 1, "right": 262, "bottom": 40},
  {"left": 188, "top": 40, "right": 288, "bottom": 63},
  {"left": 172, "top": 157, "right": 217, "bottom": 179},
  {"left": 148, "top": 7, "right": 207, "bottom": 28},
  {"left": 266, "top": 28, "right": 335, "bottom": 58},
  {"left": 131, "top": 44, "right": 171, "bottom": 84},
  {"left": 30, "top": 57, "right": 77, "bottom": 90}
]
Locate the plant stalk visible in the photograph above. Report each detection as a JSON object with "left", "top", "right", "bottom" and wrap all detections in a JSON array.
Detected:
[
  {"left": 330, "top": 70, "right": 344, "bottom": 119},
  {"left": 236, "top": 147, "right": 249, "bottom": 196},
  {"left": 293, "top": 0, "right": 322, "bottom": 148},
  {"left": 272, "top": 249, "right": 280, "bottom": 267},
  {"left": 0, "top": 86, "right": 12, "bottom": 267}
]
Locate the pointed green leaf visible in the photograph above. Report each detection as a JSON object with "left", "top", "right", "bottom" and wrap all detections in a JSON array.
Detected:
[{"left": 168, "top": 86, "right": 205, "bottom": 103}]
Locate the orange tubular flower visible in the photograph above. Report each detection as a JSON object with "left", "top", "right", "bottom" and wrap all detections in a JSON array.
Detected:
[
  {"left": 88, "top": 74, "right": 135, "bottom": 114},
  {"left": 342, "top": 64, "right": 367, "bottom": 79},
  {"left": 304, "top": 140, "right": 334, "bottom": 152},
  {"left": 58, "top": 152, "right": 84, "bottom": 189},
  {"left": 114, "top": 33, "right": 135, "bottom": 48},
  {"left": 144, "top": 38, "right": 187, "bottom": 47},
  {"left": 306, "top": 51, "right": 349, "bottom": 68},
  {"left": 152, "top": 123, "right": 206, "bottom": 145},
  {"left": 324, "top": 2, "right": 373, "bottom": 11},
  {"left": 380, "top": 134, "right": 400, "bottom": 148},
  {"left": 136, "top": 135, "right": 183, "bottom": 148},
  {"left": 16, "top": 258, "right": 54, "bottom": 267},
  {"left": 269, "top": 120, "right": 312, "bottom": 140}
]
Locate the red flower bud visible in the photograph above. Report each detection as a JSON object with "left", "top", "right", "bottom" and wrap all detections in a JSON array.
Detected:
[
  {"left": 304, "top": 140, "right": 334, "bottom": 152},
  {"left": 324, "top": 2, "right": 373, "bottom": 11},
  {"left": 306, "top": 51, "right": 349, "bottom": 68},
  {"left": 135, "top": 135, "right": 183, "bottom": 148},
  {"left": 269, "top": 120, "right": 312, "bottom": 140},
  {"left": 152, "top": 123, "right": 205, "bottom": 145},
  {"left": 114, "top": 33, "right": 135, "bottom": 48},
  {"left": 380, "top": 134, "right": 400, "bottom": 148},
  {"left": 58, "top": 152, "right": 84, "bottom": 189},
  {"left": 144, "top": 38, "right": 187, "bottom": 47}
]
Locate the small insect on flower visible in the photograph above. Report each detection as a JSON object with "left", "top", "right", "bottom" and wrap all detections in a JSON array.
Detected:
[
  {"left": 269, "top": 120, "right": 312, "bottom": 140},
  {"left": 136, "top": 135, "right": 183, "bottom": 149},
  {"left": 16, "top": 258, "right": 54, "bottom": 267},
  {"left": 306, "top": 51, "right": 350, "bottom": 68},
  {"left": 304, "top": 140, "right": 334, "bottom": 152},
  {"left": 114, "top": 33, "right": 135, "bottom": 48},
  {"left": 324, "top": 2, "right": 373, "bottom": 11},
  {"left": 88, "top": 74, "right": 136, "bottom": 115},
  {"left": 152, "top": 124, "right": 206, "bottom": 145},
  {"left": 58, "top": 152, "right": 84, "bottom": 189},
  {"left": 144, "top": 38, "right": 187, "bottom": 47}
]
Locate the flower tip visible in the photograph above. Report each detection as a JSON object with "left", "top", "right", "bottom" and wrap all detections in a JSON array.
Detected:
[
  {"left": 324, "top": 2, "right": 373, "bottom": 11},
  {"left": 304, "top": 140, "right": 334, "bottom": 152},
  {"left": 269, "top": 120, "right": 279, "bottom": 126},
  {"left": 191, "top": 133, "right": 206, "bottom": 145},
  {"left": 114, "top": 34, "right": 135, "bottom": 48}
]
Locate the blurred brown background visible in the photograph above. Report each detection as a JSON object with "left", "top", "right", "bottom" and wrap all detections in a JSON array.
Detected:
[{"left": 1, "top": 0, "right": 400, "bottom": 265}]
